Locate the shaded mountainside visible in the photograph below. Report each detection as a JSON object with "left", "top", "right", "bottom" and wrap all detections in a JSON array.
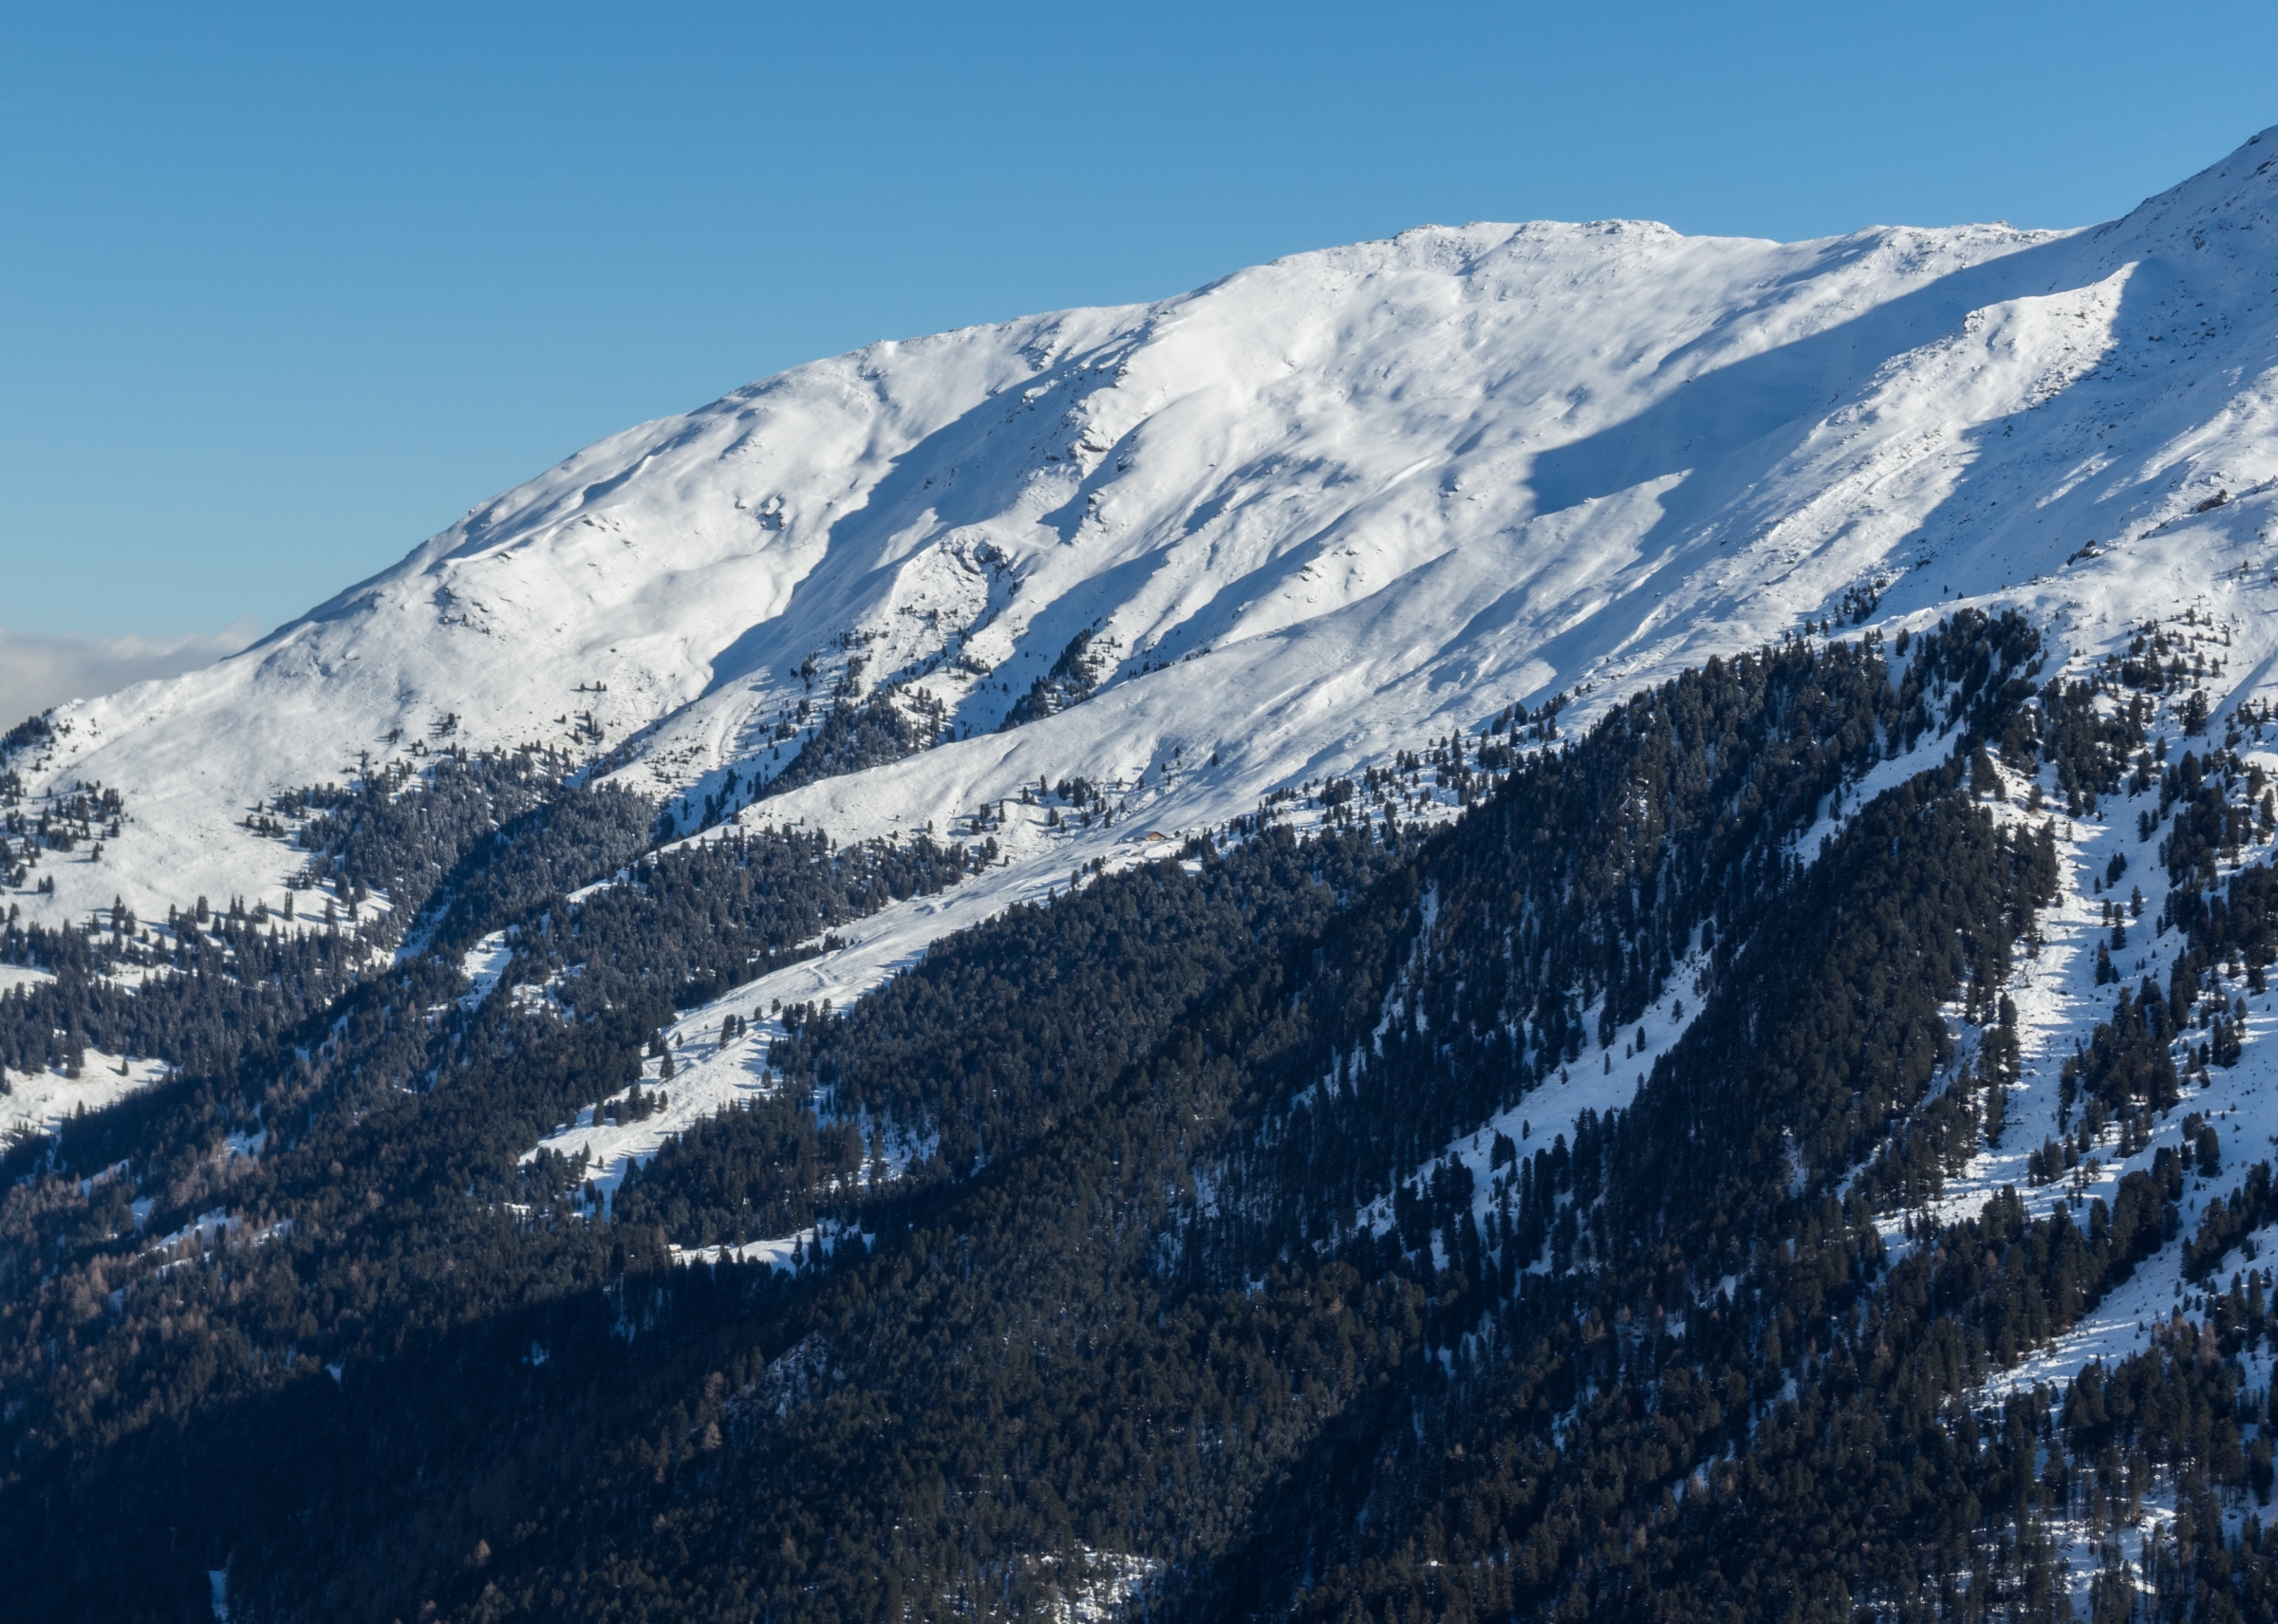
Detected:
[{"left": 9, "top": 607, "right": 2278, "bottom": 1620}]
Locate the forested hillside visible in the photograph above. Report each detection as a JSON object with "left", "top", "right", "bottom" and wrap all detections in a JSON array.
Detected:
[{"left": 4, "top": 607, "right": 2277, "bottom": 1620}]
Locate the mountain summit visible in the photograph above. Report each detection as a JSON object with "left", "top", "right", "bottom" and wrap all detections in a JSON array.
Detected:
[{"left": 23, "top": 127, "right": 2278, "bottom": 937}]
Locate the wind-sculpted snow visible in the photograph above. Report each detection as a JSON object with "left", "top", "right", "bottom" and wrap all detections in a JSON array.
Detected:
[{"left": 20, "top": 129, "right": 2278, "bottom": 951}]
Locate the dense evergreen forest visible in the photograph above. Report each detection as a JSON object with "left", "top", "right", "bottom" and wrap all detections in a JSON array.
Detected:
[{"left": 3, "top": 609, "right": 2277, "bottom": 1621}]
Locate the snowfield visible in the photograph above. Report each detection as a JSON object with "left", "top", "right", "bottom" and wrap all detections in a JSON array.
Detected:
[{"left": 3, "top": 1047, "right": 171, "bottom": 1144}]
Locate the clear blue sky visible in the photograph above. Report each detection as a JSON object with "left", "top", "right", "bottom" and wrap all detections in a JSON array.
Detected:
[{"left": 5, "top": 1, "right": 2274, "bottom": 639}]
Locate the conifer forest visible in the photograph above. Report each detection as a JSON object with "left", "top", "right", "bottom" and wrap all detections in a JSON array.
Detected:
[{"left": 8, "top": 607, "right": 2278, "bottom": 1622}]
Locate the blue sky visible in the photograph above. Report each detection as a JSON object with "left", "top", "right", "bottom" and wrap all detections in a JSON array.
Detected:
[{"left": 4, "top": 1, "right": 2274, "bottom": 644}]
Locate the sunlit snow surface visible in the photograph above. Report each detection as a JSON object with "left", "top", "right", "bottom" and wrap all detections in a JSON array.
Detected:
[
  {"left": 457, "top": 931, "right": 513, "bottom": 1009},
  {"left": 2, "top": 1048, "right": 169, "bottom": 1144},
  {"left": 20, "top": 127, "right": 2278, "bottom": 951}
]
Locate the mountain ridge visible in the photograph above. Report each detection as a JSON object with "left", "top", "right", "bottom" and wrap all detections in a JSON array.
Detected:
[{"left": 19, "top": 125, "right": 2278, "bottom": 952}]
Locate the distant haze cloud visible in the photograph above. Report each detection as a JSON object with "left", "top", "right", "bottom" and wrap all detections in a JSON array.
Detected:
[{"left": 0, "top": 619, "right": 264, "bottom": 726}]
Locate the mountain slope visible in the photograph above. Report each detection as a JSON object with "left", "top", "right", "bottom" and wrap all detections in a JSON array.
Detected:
[
  {"left": 10, "top": 131, "right": 2278, "bottom": 1624},
  {"left": 20, "top": 127, "right": 2278, "bottom": 947}
]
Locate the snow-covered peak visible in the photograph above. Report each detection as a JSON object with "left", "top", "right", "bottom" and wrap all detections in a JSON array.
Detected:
[{"left": 22, "top": 129, "right": 2278, "bottom": 930}]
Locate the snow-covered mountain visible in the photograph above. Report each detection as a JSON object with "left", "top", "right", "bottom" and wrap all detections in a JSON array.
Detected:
[
  {"left": 19, "top": 128, "right": 2278, "bottom": 943},
  {"left": 20, "top": 129, "right": 2278, "bottom": 1622}
]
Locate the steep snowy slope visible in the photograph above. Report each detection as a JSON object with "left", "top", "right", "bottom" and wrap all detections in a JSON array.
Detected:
[{"left": 17, "top": 127, "right": 2278, "bottom": 943}]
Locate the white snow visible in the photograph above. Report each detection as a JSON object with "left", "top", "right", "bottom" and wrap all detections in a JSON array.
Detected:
[
  {"left": 670, "top": 1232, "right": 812, "bottom": 1271},
  {"left": 0, "top": 963, "right": 54, "bottom": 996},
  {"left": 17, "top": 127, "right": 2278, "bottom": 966},
  {"left": 458, "top": 931, "right": 512, "bottom": 1008},
  {"left": 2, "top": 1049, "right": 169, "bottom": 1143}
]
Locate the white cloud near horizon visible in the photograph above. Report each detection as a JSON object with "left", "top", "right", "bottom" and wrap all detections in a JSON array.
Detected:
[{"left": 0, "top": 619, "right": 265, "bottom": 726}]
